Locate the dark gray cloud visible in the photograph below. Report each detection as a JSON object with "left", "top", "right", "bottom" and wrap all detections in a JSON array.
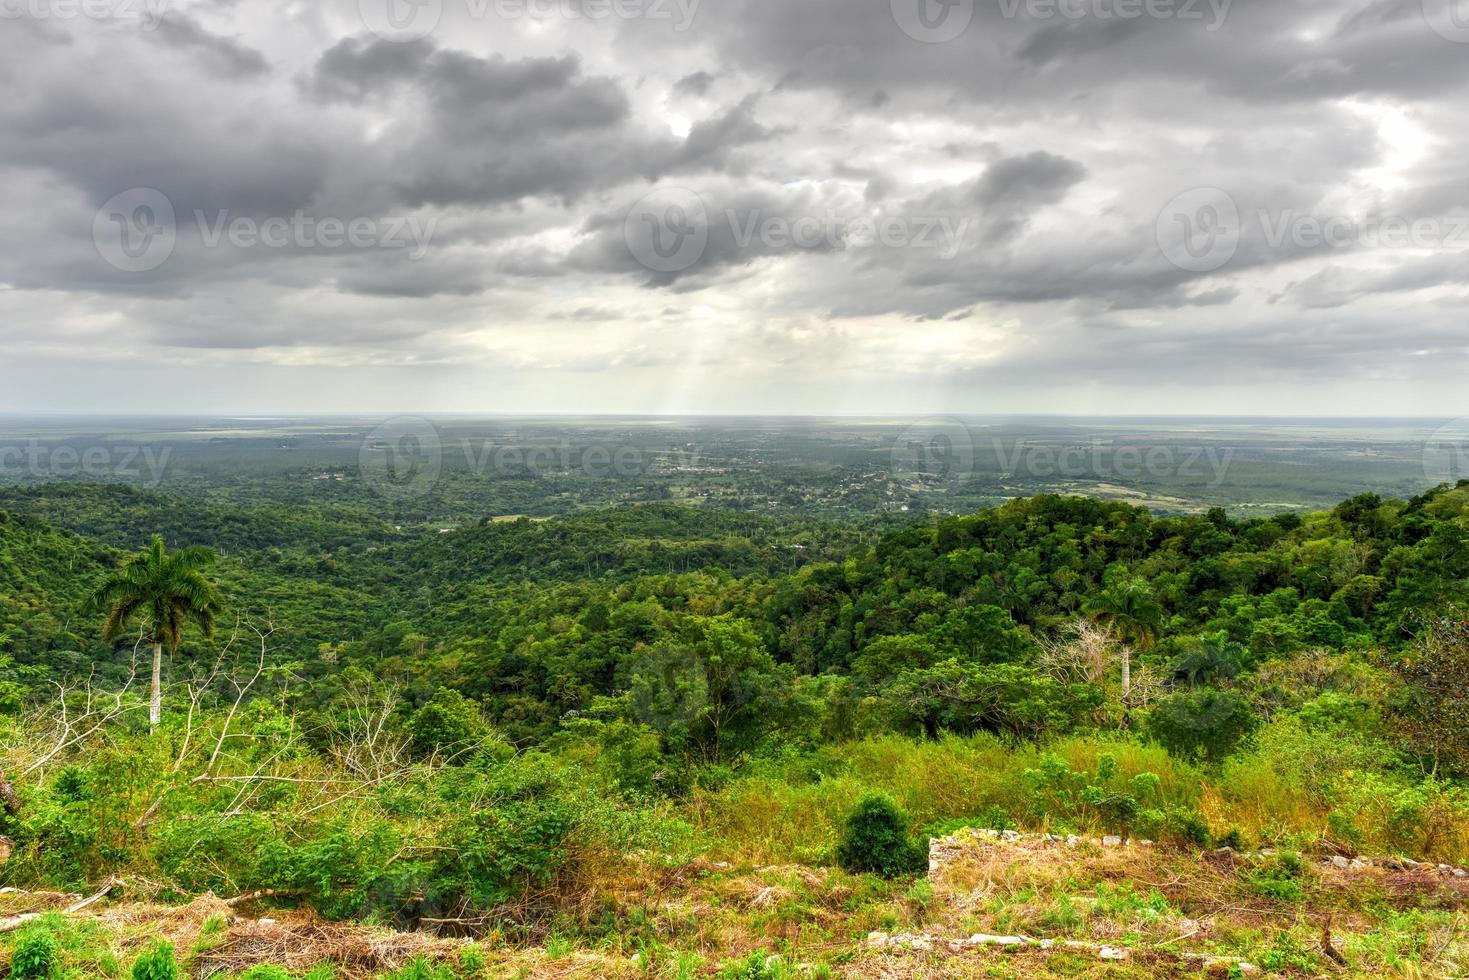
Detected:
[
  {"left": 149, "top": 13, "right": 270, "bottom": 77},
  {"left": 1, "top": 0, "right": 1468, "bottom": 413}
]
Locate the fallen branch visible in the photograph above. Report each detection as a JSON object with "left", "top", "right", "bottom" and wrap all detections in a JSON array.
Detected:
[
  {"left": 0, "top": 877, "right": 123, "bottom": 932},
  {"left": 224, "top": 888, "right": 300, "bottom": 907}
]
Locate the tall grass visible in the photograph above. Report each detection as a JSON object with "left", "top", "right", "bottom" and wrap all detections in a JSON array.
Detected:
[{"left": 695, "top": 729, "right": 1469, "bottom": 866}]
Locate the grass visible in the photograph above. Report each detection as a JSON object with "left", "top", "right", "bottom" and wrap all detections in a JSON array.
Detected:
[
  {"left": 3, "top": 833, "right": 1465, "bottom": 978},
  {"left": 4, "top": 729, "right": 1468, "bottom": 978}
]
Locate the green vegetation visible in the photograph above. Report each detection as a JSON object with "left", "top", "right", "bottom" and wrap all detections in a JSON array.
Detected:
[
  {"left": 2, "top": 468, "right": 1469, "bottom": 976},
  {"left": 835, "top": 795, "right": 927, "bottom": 878}
]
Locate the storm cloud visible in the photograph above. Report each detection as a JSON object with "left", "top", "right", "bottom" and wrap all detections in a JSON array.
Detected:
[{"left": 2, "top": 0, "right": 1468, "bottom": 414}]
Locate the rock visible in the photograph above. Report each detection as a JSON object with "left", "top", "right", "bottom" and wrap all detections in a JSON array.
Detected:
[
  {"left": 1454, "top": 868, "right": 1468, "bottom": 879},
  {"left": 1102, "top": 835, "right": 1123, "bottom": 847},
  {"left": 1214, "top": 846, "right": 1236, "bottom": 857},
  {"left": 1099, "top": 946, "right": 1129, "bottom": 960},
  {"left": 1065, "top": 835, "right": 1082, "bottom": 847},
  {"left": 1137, "top": 839, "right": 1155, "bottom": 848},
  {"left": 1331, "top": 856, "right": 1352, "bottom": 869},
  {"left": 1350, "top": 859, "right": 1369, "bottom": 870},
  {"left": 966, "top": 934, "right": 1027, "bottom": 947},
  {"left": 866, "top": 932, "right": 889, "bottom": 948}
]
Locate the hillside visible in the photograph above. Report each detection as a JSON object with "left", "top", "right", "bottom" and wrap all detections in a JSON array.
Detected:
[{"left": 1, "top": 485, "right": 1468, "bottom": 976}]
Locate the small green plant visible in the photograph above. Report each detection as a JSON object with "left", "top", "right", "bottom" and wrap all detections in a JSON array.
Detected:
[
  {"left": 1216, "top": 827, "right": 1247, "bottom": 851},
  {"left": 10, "top": 928, "right": 61, "bottom": 980},
  {"left": 1260, "top": 932, "right": 1318, "bottom": 972},
  {"left": 1136, "top": 806, "right": 1212, "bottom": 847},
  {"left": 1247, "top": 851, "right": 1309, "bottom": 903},
  {"left": 717, "top": 951, "right": 789, "bottom": 979},
  {"left": 386, "top": 957, "right": 453, "bottom": 980},
  {"left": 131, "top": 940, "right": 178, "bottom": 980},
  {"left": 1326, "top": 811, "right": 1365, "bottom": 849},
  {"left": 238, "top": 966, "right": 293, "bottom": 980},
  {"left": 835, "top": 795, "right": 927, "bottom": 878},
  {"left": 458, "top": 944, "right": 487, "bottom": 976},
  {"left": 904, "top": 877, "right": 934, "bottom": 910},
  {"left": 190, "top": 913, "right": 230, "bottom": 958}
]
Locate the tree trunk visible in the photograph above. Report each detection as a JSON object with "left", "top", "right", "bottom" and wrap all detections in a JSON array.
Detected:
[
  {"left": 1120, "top": 646, "right": 1132, "bottom": 705},
  {"left": 150, "top": 642, "right": 163, "bottom": 729}
]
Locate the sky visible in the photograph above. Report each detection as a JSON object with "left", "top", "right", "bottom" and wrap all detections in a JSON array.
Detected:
[{"left": 3, "top": 0, "right": 1469, "bottom": 416}]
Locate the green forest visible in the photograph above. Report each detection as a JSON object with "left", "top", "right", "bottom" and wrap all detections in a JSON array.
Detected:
[{"left": 2, "top": 480, "right": 1468, "bottom": 977}]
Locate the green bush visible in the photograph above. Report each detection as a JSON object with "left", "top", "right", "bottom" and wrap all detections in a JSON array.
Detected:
[
  {"left": 1247, "top": 850, "right": 1309, "bottom": 903},
  {"left": 835, "top": 794, "right": 927, "bottom": 878},
  {"left": 131, "top": 940, "right": 178, "bottom": 980},
  {"left": 1023, "top": 754, "right": 1161, "bottom": 835},
  {"left": 10, "top": 928, "right": 60, "bottom": 980},
  {"left": 1146, "top": 689, "right": 1257, "bottom": 762},
  {"left": 409, "top": 688, "right": 495, "bottom": 758}
]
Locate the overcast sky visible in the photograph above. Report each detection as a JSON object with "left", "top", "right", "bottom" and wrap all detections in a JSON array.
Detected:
[{"left": 3, "top": 0, "right": 1468, "bottom": 415}]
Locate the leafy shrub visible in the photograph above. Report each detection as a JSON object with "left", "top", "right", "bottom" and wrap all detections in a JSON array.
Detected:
[
  {"left": 1024, "top": 754, "right": 1159, "bottom": 835},
  {"left": 1247, "top": 851, "right": 1308, "bottom": 902},
  {"left": 433, "top": 798, "right": 571, "bottom": 909},
  {"left": 1216, "top": 827, "right": 1247, "bottom": 850},
  {"left": 131, "top": 940, "right": 177, "bottom": 980},
  {"left": 10, "top": 928, "right": 60, "bottom": 980},
  {"left": 1146, "top": 689, "right": 1257, "bottom": 762},
  {"left": 458, "top": 946, "right": 487, "bottom": 976},
  {"left": 253, "top": 822, "right": 403, "bottom": 920},
  {"left": 835, "top": 794, "right": 926, "bottom": 878},
  {"left": 886, "top": 661, "right": 1101, "bottom": 741},
  {"left": 409, "top": 688, "right": 494, "bottom": 758}
]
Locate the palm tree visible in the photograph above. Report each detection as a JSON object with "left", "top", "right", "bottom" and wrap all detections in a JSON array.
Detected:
[
  {"left": 93, "top": 536, "right": 221, "bottom": 729},
  {"left": 1084, "top": 578, "right": 1164, "bottom": 705}
]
